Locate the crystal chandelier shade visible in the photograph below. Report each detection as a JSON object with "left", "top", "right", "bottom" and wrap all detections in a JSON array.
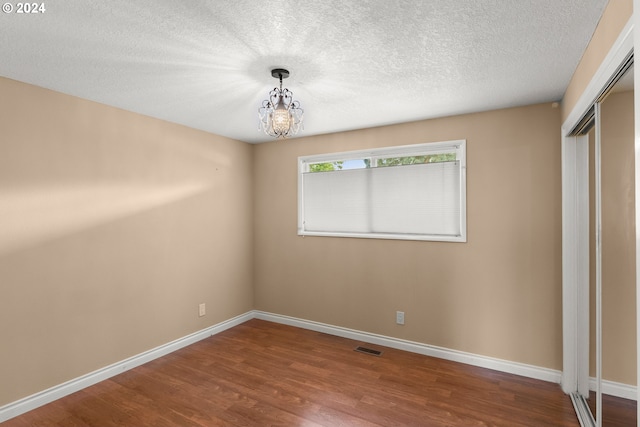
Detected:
[{"left": 258, "top": 69, "right": 304, "bottom": 138}]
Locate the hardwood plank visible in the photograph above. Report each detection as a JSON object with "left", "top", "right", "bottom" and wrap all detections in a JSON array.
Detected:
[
  {"left": 2, "top": 319, "right": 606, "bottom": 426},
  {"left": 587, "top": 391, "right": 637, "bottom": 427}
]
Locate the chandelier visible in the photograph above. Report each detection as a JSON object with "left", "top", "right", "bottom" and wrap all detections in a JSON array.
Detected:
[{"left": 258, "top": 68, "right": 304, "bottom": 138}]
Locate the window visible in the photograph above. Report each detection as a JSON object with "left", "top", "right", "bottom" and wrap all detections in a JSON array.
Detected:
[{"left": 298, "top": 140, "right": 466, "bottom": 242}]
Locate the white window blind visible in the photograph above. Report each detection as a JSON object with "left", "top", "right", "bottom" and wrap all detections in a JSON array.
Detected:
[{"left": 298, "top": 140, "right": 466, "bottom": 242}]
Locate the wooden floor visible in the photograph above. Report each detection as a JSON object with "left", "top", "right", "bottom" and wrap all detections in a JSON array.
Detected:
[
  {"left": 1, "top": 319, "right": 610, "bottom": 426},
  {"left": 588, "top": 391, "right": 637, "bottom": 427}
]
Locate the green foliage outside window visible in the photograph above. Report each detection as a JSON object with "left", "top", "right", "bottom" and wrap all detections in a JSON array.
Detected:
[
  {"left": 376, "top": 153, "right": 456, "bottom": 167},
  {"left": 308, "top": 161, "right": 344, "bottom": 172},
  {"left": 307, "top": 153, "right": 455, "bottom": 172}
]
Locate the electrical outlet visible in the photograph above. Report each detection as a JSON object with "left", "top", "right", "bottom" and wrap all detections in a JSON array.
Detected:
[
  {"left": 199, "top": 303, "right": 206, "bottom": 317},
  {"left": 396, "top": 311, "right": 405, "bottom": 325}
]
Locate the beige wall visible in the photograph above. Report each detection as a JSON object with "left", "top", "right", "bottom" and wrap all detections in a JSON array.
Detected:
[
  {"left": 0, "top": 77, "right": 254, "bottom": 406},
  {"left": 561, "top": 0, "right": 632, "bottom": 122},
  {"left": 254, "top": 103, "right": 563, "bottom": 370}
]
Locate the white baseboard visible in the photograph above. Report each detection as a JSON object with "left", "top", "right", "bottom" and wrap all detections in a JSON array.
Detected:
[
  {"left": 589, "top": 377, "right": 637, "bottom": 401},
  {"left": 3, "top": 309, "right": 635, "bottom": 423},
  {"left": 0, "top": 311, "right": 254, "bottom": 423},
  {"left": 254, "top": 311, "right": 562, "bottom": 384}
]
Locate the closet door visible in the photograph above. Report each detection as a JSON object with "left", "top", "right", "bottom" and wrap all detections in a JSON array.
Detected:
[
  {"left": 564, "top": 61, "right": 636, "bottom": 427},
  {"left": 597, "top": 66, "right": 636, "bottom": 426}
]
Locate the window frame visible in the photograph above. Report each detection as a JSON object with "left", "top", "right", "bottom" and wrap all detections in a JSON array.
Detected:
[{"left": 297, "top": 140, "right": 467, "bottom": 242}]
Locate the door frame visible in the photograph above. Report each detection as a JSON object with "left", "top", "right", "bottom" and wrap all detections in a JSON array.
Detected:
[{"left": 561, "top": 13, "right": 634, "bottom": 424}]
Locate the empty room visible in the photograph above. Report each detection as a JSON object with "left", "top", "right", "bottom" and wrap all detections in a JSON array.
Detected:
[{"left": 1, "top": 1, "right": 638, "bottom": 426}]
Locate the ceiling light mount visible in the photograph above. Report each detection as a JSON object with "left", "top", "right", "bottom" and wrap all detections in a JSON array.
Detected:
[
  {"left": 258, "top": 68, "right": 304, "bottom": 139},
  {"left": 271, "top": 68, "right": 290, "bottom": 79}
]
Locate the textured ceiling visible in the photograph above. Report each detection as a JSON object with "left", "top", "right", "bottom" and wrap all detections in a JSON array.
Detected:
[{"left": 0, "top": 1, "right": 608, "bottom": 143}]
